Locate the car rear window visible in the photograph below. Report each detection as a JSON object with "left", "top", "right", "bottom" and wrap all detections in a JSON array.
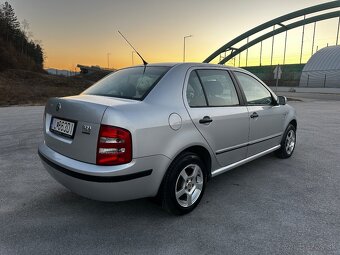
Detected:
[{"left": 82, "top": 66, "right": 171, "bottom": 100}]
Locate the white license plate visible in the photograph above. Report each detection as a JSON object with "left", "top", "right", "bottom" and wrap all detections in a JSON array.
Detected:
[{"left": 50, "top": 118, "right": 75, "bottom": 137}]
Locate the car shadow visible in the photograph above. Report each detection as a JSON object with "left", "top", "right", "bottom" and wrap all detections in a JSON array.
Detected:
[{"left": 26, "top": 153, "right": 279, "bottom": 218}]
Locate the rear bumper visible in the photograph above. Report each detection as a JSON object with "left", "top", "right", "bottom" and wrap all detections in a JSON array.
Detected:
[{"left": 38, "top": 143, "right": 170, "bottom": 201}]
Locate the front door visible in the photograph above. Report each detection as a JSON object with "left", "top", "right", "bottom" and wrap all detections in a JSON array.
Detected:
[
  {"left": 233, "top": 71, "right": 285, "bottom": 157},
  {"left": 185, "top": 69, "right": 249, "bottom": 167}
]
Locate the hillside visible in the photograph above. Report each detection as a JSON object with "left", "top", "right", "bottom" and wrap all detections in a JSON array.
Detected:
[
  {"left": 0, "top": 2, "right": 44, "bottom": 72},
  {"left": 0, "top": 2, "right": 96, "bottom": 106},
  {"left": 0, "top": 69, "right": 93, "bottom": 106}
]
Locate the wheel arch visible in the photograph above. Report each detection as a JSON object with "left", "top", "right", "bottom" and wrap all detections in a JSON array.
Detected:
[
  {"left": 155, "top": 144, "right": 213, "bottom": 202},
  {"left": 177, "top": 145, "right": 212, "bottom": 180},
  {"left": 289, "top": 119, "right": 297, "bottom": 130}
]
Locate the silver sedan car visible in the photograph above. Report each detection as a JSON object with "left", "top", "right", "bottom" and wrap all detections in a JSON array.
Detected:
[{"left": 38, "top": 63, "right": 297, "bottom": 215}]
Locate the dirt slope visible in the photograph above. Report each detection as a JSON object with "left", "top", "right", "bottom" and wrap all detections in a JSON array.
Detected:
[{"left": 0, "top": 69, "right": 94, "bottom": 106}]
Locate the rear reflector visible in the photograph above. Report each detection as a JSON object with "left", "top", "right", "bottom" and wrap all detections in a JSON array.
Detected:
[{"left": 96, "top": 125, "right": 132, "bottom": 165}]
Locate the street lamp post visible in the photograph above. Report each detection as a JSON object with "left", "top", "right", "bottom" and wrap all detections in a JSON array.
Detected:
[
  {"left": 132, "top": 51, "right": 135, "bottom": 66},
  {"left": 183, "top": 35, "right": 192, "bottom": 62}
]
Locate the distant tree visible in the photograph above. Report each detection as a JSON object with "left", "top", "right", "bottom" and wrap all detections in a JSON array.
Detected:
[
  {"left": 0, "top": 5, "right": 5, "bottom": 37},
  {"left": 0, "top": 1, "right": 44, "bottom": 71},
  {"left": 1, "top": 2, "right": 20, "bottom": 41},
  {"left": 21, "top": 19, "right": 29, "bottom": 32},
  {"left": 34, "top": 44, "right": 44, "bottom": 68},
  {"left": 20, "top": 19, "right": 30, "bottom": 54}
]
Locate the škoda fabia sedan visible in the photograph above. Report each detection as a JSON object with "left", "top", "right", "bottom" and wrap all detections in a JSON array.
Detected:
[{"left": 38, "top": 63, "right": 297, "bottom": 215}]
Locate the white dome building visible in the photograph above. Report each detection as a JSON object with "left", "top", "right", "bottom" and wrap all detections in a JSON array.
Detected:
[{"left": 299, "top": 45, "right": 340, "bottom": 88}]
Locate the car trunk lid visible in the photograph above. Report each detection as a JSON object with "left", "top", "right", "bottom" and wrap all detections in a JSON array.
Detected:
[{"left": 44, "top": 95, "right": 133, "bottom": 164}]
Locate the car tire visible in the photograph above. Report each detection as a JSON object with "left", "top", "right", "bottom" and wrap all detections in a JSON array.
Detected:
[
  {"left": 161, "top": 152, "right": 207, "bottom": 215},
  {"left": 276, "top": 124, "right": 296, "bottom": 159}
]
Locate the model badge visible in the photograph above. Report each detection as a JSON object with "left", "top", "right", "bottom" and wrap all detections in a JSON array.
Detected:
[
  {"left": 82, "top": 125, "right": 92, "bottom": 134},
  {"left": 56, "top": 102, "right": 61, "bottom": 111}
]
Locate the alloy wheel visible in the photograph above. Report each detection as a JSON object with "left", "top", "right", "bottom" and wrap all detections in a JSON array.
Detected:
[
  {"left": 285, "top": 129, "right": 296, "bottom": 155},
  {"left": 175, "top": 164, "right": 204, "bottom": 208}
]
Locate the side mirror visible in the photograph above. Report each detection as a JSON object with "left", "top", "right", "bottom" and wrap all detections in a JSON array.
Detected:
[{"left": 277, "top": 96, "right": 287, "bottom": 105}]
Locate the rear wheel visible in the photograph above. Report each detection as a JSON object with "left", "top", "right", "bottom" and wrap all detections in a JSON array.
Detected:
[
  {"left": 161, "top": 152, "right": 207, "bottom": 215},
  {"left": 276, "top": 124, "right": 296, "bottom": 158}
]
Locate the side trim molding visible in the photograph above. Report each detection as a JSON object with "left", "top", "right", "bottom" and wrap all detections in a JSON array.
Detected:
[
  {"left": 38, "top": 151, "right": 153, "bottom": 183},
  {"left": 212, "top": 145, "right": 281, "bottom": 177},
  {"left": 216, "top": 132, "right": 282, "bottom": 155},
  {"left": 216, "top": 142, "right": 248, "bottom": 155},
  {"left": 248, "top": 133, "right": 282, "bottom": 146}
]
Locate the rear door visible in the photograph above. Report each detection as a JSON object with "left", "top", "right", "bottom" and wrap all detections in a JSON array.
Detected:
[
  {"left": 184, "top": 69, "right": 249, "bottom": 167},
  {"left": 233, "top": 71, "right": 285, "bottom": 157}
]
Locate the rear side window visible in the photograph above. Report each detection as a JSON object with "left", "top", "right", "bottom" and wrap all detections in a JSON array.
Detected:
[
  {"left": 83, "top": 66, "right": 170, "bottom": 100},
  {"left": 234, "top": 72, "right": 273, "bottom": 105},
  {"left": 196, "top": 70, "right": 239, "bottom": 107},
  {"left": 187, "top": 71, "right": 208, "bottom": 107}
]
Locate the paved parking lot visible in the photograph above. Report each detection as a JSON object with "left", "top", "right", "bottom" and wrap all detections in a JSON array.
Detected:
[{"left": 1, "top": 100, "right": 340, "bottom": 255}]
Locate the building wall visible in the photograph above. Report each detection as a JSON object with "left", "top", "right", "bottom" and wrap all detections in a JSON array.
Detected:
[
  {"left": 300, "top": 70, "right": 340, "bottom": 88},
  {"left": 299, "top": 46, "right": 340, "bottom": 88}
]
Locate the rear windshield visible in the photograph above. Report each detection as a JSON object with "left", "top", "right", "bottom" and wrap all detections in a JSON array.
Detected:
[{"left": 82, "top": 66, "right": 170, "bottom": 100}]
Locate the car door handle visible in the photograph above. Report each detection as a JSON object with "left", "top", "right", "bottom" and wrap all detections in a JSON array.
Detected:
[
  {"left": 250, "top": 112, "right": 259, "bottom": 119},
  {"left": 199, "top": 116, "right": 213, "bottom": 124}
]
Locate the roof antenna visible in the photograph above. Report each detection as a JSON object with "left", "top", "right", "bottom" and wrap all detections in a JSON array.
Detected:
[{"left": 118, "top": 31, "right": 148, "bottom": 66}]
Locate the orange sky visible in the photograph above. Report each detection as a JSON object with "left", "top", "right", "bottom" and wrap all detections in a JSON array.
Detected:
[{"left": 9, "top": 0, "right": 340, "bottom": 70}]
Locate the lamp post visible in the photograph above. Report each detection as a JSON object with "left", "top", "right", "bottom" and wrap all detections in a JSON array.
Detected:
[
  {"left": 132, "top": 51, "right": 136, "bottom": 65},
  {"left": 183, "top": 35, "right": 192, "bottom": 62}
]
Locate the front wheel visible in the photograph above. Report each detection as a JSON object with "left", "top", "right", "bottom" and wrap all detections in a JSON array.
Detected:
[
  {"left": 276, "top": 124, "right": 296, "bottom": 158},
  {"left": 161, "top": 152, "right": 207, "bottom": 215}
]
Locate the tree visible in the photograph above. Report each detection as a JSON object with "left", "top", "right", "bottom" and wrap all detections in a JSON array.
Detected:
[
  {"left": 34, "top": 44, "right": 44, "bottom": 69},
  {"left": 0, "top": 4, "right": 3, "bottom": 20},
  {"left": 0, "top": 1, "right": 44, "bottom": 71},
  {"left": 1, "top": 2, "right": 20, "bottom": 41},
  {"left": 21, "top": 19, "right": 30, "bottom": 54},
  {"left": 0, "top": 5, "right": 5, "bottom": 37}
]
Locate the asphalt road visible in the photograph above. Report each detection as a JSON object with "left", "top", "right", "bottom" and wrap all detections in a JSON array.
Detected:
[
  {"left": 1, "top": 100, "right": 340, "bottom": 255},
  {"left": 277, "top": 91, "right": 340, "bottom": 101}
]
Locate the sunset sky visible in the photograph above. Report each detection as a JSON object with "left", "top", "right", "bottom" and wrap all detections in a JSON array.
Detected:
[{"left": 8, "top": 0, "right": 340, "bottom": 70}]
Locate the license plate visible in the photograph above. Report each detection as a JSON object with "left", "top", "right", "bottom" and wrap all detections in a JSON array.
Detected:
[{"left": 50, "top": 118, "right": 75, "bottom": 138}]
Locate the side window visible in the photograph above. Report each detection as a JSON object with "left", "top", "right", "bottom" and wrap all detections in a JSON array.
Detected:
[
  {"left": 196, "top": 70, "right": 239, "bottom": 107},
  {"left": 234, "top": 72, "right": 273, "bottom": 105},
  {"left": 186, "top": 71, "right": 207, "bottom": 107}
]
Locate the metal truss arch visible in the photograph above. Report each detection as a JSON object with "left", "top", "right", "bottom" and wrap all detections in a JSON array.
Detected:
[{"left": 203, "top": 1, "right": 340, "bottom": 65}]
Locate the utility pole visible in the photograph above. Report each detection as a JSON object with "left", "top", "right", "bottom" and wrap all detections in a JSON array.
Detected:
[{"left": 183, "top": 35, "right": 192, "bottom": 62}]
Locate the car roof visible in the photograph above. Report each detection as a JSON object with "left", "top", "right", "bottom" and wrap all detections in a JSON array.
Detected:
[{"left": 131, "top": 62, "right": 244, "bottom": 71}]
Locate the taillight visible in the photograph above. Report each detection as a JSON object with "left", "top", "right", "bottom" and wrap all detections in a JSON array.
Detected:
[{"left": 96, "top": 125, "right": 132, "bottom": 165}]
